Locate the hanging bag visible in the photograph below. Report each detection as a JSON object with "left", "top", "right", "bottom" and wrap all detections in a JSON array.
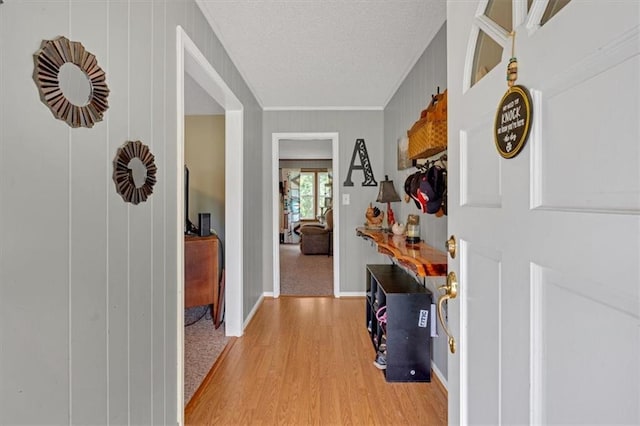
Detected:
[{"left": 407, "top": 89, "right": 448, "bottom": 159}]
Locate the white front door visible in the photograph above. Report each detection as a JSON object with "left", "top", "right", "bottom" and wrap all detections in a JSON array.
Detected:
[{"left": 447, "top": 1, "right": 639, "bottom": 424}]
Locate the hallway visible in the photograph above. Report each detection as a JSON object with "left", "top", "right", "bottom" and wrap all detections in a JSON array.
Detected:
[
  {"left": 185, "top": 297, "right": 447, "bottom": 425},
  {"left": 279, "top": 244, "right": 333, "bottom": 296}
]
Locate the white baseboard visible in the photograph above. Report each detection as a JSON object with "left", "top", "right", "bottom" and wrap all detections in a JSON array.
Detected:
[
  {"left": 263, "top": 291, "right": 274, "bottom": 298},
  {"left": 431, "top": 361, "right": 448, "bottom": 390},
  {"left": 243, "top": 294, "right": 265, "bottom": 330},
  {"left": 339, "top": 291, "right": 366, "bottom": 297}
]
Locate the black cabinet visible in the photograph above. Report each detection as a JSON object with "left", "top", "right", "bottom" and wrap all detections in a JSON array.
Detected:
[{"left": 366, "top": 264, "right": 433, "bottom": 382}]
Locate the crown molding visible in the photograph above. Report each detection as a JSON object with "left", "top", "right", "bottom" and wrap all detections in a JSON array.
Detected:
[{"left": 263, "top": 106, "right": 384, "bottom": 112}]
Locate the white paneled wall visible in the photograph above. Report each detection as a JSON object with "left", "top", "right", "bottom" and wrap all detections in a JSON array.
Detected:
[{"left": 0, "top": 1, "right": 262, "bottom": 424}]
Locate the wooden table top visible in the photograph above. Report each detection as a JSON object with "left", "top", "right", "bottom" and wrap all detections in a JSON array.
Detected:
[{"left": 356, "top": 227, "right": 447, "bottom": 277}]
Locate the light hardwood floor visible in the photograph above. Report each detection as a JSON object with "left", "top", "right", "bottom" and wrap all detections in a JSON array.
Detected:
[{"left": 185, "top": 297, "right": 447, "bottom": 425}]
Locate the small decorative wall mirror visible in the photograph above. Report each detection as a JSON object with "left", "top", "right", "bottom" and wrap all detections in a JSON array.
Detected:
[
  {"left": 33, "top": 36, "right": 109, "bottom": 128},
  {"left": 113, "top": 141, "right": 157, "bottom": 205}
]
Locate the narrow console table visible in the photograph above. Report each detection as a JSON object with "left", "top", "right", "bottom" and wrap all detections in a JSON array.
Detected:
[
  {"left": 185, "top": 234, "right": 221, "bottom": 328},
  {"left": 356, "top": 227, "right": 447, "bottom": 277}
]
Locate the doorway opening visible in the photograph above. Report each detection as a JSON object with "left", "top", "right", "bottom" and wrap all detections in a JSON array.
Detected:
[
  {"left": 176, "top": 26, "right": 244, "bottom": 420},
  {"left": 271, "top": 133, "right": 340, "bottom": 298},
  {"left": 279, "top": 144, "right": 333, "bottom": 296}
]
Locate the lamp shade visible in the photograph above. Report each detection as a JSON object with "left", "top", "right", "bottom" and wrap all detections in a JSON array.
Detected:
[{"left": 376, "top": 175, "right": 401, "bottom": 203}]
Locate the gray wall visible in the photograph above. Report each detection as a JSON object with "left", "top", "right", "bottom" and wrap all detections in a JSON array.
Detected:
[
  {"left": 383, "top": 23, "right": 449, "bottom": 380},
  {"left": 0, "top": 1, "right": 262, "bottom": 424},
  {"left": 263, "top": 111, "right": 389, "bottom": 294},
  {"left": 279, "top": 159, "right": 332, "bottom": 169}
]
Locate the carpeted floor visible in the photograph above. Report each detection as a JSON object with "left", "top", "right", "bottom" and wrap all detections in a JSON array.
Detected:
[
  {"left": 279, "top": 243, "right": 333, "bottom": 296},
  {"left": 184, "top": 307, "right": 229, "bottom": 406}
]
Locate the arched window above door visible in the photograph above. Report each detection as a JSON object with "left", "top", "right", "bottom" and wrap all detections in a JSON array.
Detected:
[
  {"left": 486, "top": 0, "right": 513, "bottom": 32},
  {"left": 471, "top": 29, "right": 504, "bottom": 86},
  {"left": 468, "top": 0, "right": 572, "bottom": 89},
  {"left": 529, "top": 0, "right": 572, "bottom": 26}
]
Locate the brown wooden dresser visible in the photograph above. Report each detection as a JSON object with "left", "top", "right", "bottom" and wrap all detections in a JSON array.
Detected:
[{"left": 185, "top": 234, "right": 221, "bottom": 327}]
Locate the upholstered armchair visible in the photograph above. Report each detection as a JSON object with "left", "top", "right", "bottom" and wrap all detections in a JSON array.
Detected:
[{"left": 299, "top": 208, "right": 333, "bottom": 255}]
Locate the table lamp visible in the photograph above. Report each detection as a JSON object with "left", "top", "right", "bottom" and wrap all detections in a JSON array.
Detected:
[{"left": 376, "top": 175, "right": 401, "bottom": 230}]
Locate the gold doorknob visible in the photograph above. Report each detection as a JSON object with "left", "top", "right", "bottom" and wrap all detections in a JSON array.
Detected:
[
  {"left": 437, "top": 271, "right": 458, "bottom": 353},
  {"left": 446, "top": 235, "right": 457, "bottom": 259}
]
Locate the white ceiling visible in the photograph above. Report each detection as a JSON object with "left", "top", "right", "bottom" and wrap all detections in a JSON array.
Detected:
[{"left": 195, "top": 0, "right": 446, "bottom": 110}]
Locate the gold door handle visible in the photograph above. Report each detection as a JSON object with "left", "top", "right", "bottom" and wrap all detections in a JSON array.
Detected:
[{"left": 437, "top": 271, "right": 458, "bottom": 353}]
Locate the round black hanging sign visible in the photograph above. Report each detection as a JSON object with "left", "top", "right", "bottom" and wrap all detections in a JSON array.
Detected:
[{"left": 494, "top": 85, "right": 532, "bottom": 159}]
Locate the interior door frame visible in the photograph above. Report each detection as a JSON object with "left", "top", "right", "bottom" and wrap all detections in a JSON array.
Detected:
[
  {"left": 176, "top": 26, "right": 244, "bottom": 423},
  {"left": 271, "top": 132, "right": 340, "bottom": 297}
]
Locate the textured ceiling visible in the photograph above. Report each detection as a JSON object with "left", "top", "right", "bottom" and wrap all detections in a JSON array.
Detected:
[{"left": 196, "top": 0, "right": 446, "bottom": 110}]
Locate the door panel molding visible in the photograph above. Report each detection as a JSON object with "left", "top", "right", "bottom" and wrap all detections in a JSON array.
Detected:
[
  {"left": 532, "top": 28, "right": 640, "bottom": 214},
  {"left": 529, "top": 89, "right": 544, "bottom": 210},
  {"left": 534, "top": 56, "right": 639, "bottom": 214},
  {"left": 460, "top": 116, "right": 503, "bottom": 208},
  {"left": 529, "top": 263, "right": 544, "bottom": 425},
  {"left": 538, "top": 26, "right": 639, "bottom": 99},
  {"left": 462, "top": 240, "right": 504, "bottom": 425},
  {"left": 530, "top": 263, "right": 640, "bottom": 425}
]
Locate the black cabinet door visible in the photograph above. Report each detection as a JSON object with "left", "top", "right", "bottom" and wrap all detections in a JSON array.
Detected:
[
  {"left": 365, "top": 265, "right": 433, "bottom": 382},
  {"left": 385, "top": 293, "right": 431, "bottom": 382}
]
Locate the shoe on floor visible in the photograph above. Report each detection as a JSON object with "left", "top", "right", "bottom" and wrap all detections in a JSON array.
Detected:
[{"left": 373, "top": 353, "right": 387, "bottom": 370}]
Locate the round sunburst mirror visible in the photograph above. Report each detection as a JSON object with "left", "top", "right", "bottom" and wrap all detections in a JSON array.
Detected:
[
  {"left": 113, "top": 141, "right": 157, "bottom": 205},
  {"left": 33, "top": 36, "right": 109, "bottom": 128}
]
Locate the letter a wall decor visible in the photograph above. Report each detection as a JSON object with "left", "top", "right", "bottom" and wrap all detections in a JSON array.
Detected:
[{"left": 343, "top": 138, "right": 377, "bottom": 187}]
